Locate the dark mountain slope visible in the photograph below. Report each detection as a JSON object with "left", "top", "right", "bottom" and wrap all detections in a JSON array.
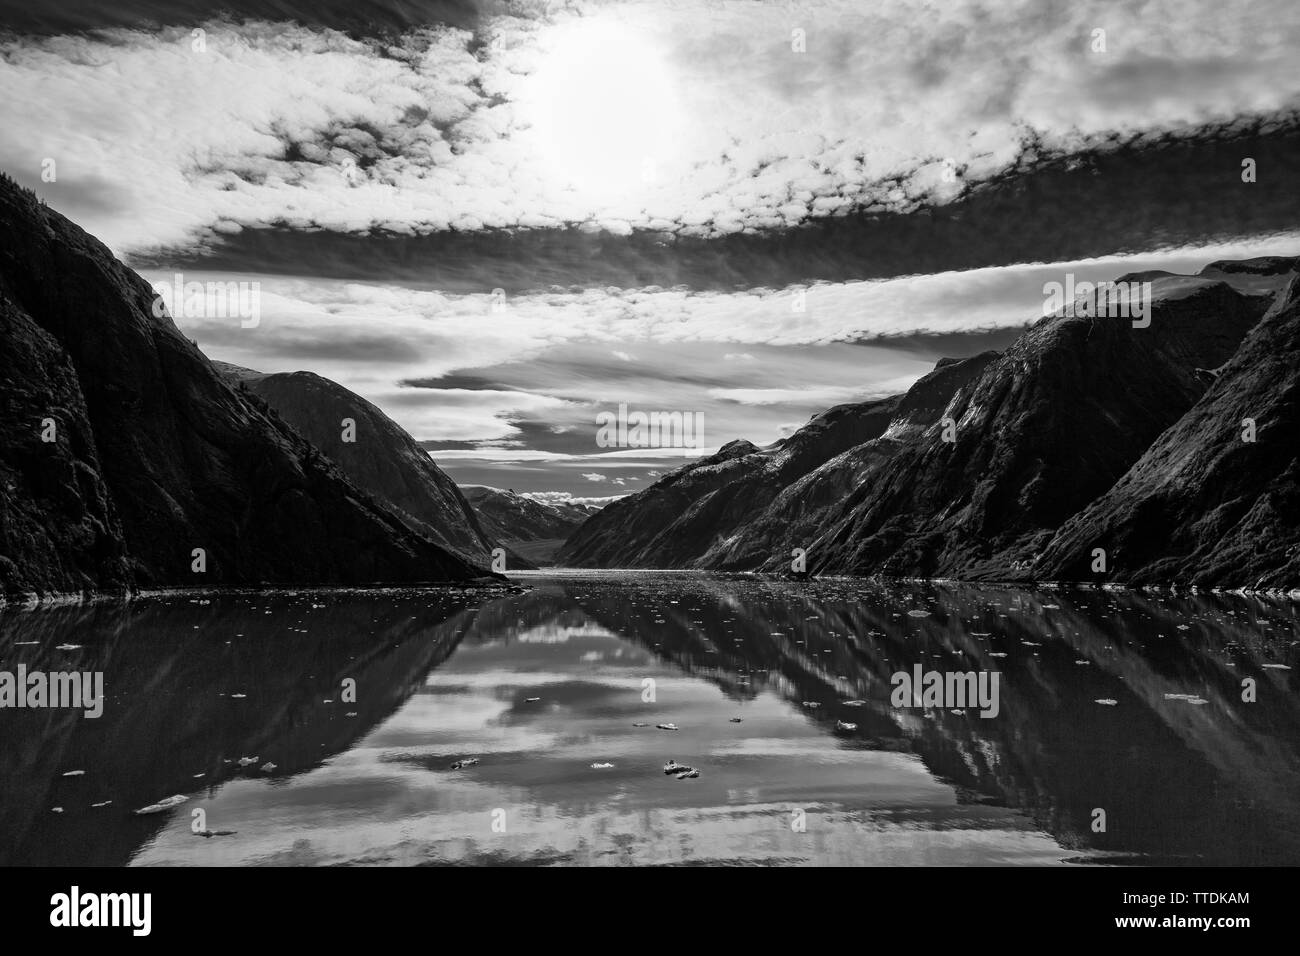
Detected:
[
  {"left": 806, "top": 273, "right": 1277, "bottom": 580},
  {"left": 1037, "top": 271, "right": 1300, "bottom": 588},
  {"left": 558, "top": 388, "right": 914, "bottom": 568},
  {"left": 215, "top": 364, "right": 498, "bottom": 567},
  {"left": 0, "top": 177, "right": 483, "bottom": 596},
  {"left": 712, "top": 350, "right": 999, "bottom": 570}
]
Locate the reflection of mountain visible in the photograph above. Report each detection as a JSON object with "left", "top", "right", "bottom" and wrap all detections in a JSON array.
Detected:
[
  {"left": 0, "top": 589, "right": 499, "bottom": 865},
  {"left": 559, "top": 260, "right": 1299, "bottom": 589},
  {"left": 563, "top": 576, "right": 1300, "bottom": 864}
]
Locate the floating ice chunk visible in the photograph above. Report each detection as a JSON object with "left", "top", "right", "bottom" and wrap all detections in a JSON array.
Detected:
[
  {"left": 656, "top": 723, "right": 679, "bottom": 731},
  {"left": 835, "top": 720, "right": 858, "bottom": 732},
  {"left": 135, "top": 795, "right": 188, "bottom": 815},
  {"left": 1095, "top": 699, "right": 1118, "bottom": 706},
  {"left": 591, "top": 762, "right": 614, "bottom": 769},
  {"left": 62, "top": 770, "right": 84, "bottom": 777},
  {"left": 450, "top": 757, "right": 479, "bottom": 770},
  {"left": 907, "top": 610, "right": 931, "bottom": 618}
]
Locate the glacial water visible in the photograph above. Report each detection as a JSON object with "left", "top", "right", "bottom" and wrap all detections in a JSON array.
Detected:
[{"left": 1, "top": 572, "right": 1298, "bottom": 866}]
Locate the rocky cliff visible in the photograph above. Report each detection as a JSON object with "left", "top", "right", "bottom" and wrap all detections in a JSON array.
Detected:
[
  {"left": 214, "top": 364, "right": 499, "bottom": 567},
  {"left": 0, "top": 176, "right": 485, "bottom": 597}
]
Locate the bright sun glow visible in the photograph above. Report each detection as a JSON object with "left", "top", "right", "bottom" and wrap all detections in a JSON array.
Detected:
[{"left": 522, "top": 16, "right": 685, "bottom": 209}]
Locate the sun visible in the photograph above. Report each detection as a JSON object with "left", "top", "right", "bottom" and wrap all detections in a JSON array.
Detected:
[{"left": 520, "top": 15, "right": 685, "bottom": 209}]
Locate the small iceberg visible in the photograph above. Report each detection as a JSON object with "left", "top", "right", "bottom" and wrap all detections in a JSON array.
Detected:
[
  {"left": 135, "top": 795, "right": 188, "bottom": 815},
  {"left": 591, "top": 762, "right": 614, "bottom": 769},
  {"left": 835, "top": 720, "right": 858, "bottom": 732},
  {"left": 450, "top": 757, "right": 479, "bottom": 770},
  {"left": 1095, "top": 699, "right": 1118, "bottom": 706},
  {"left": 656, "top": 723, "right": 679, "bottom": 731}
]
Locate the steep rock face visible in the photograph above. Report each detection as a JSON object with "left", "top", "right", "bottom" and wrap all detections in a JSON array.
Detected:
[
  {"left": 1037, "top": 271, "right": 1300, "bottom": 588},
  {"left": 0, "top": 179, "right": 483, "bottom": 595},
  {"left": 721, "top": 351, "right": 999, "bottom": 571},
  {"left": 810, "top": 274, "right": 1275, "bottom": 579},
  {"left": 558, "top": 387, "right": 926, "bottom": 568},
  {"left": 215, "top": 364, "right": 498, "bottom": 567},
  {"left": 0, "top": 297, "right": 130, "bottom": 593}
]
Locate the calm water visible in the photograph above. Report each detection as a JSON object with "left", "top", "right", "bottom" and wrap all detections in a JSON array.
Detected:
[{"left": 2, "top": 573, "right": 1298, "bottom": 866}]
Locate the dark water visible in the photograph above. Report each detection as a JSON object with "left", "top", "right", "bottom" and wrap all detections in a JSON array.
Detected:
[{"left": 1, "top": 572, "right": 1298, "bottom": 866}]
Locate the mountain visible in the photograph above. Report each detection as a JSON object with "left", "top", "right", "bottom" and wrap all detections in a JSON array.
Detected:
[
  {"left": 463, "top": 486, "right": 604, "bottom": 566},
  {"left": 1036, "top": 269, "right": 1300, "bottom": 588},
  {"left": 558, "top": 357, "right": 993, "bottom": 569},
  {"left": 0, "top": 175, "right": 486, "bottom": 598},
  {"left": 803, "top": 269, "right": 1280, "bottom": 579},
  {"left": 558, "top": 259, "right": 1298, "bottom": 588},
  {"left": 214, "top": 364, "right": 499, "bottom": 567}
]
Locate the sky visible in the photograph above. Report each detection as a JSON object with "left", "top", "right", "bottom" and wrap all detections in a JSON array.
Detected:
[{"left": 3, "top": 0, "right": 1299, "bottom": 496}]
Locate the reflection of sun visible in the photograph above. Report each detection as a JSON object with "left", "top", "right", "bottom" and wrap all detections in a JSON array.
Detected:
[{"left": 520, "top": 15, "right": 684, "bottom": 208}]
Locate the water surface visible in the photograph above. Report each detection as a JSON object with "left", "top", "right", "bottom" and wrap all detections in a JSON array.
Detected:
[{"left": 2, "top": 573, "right": 1298, "bottom": 866}]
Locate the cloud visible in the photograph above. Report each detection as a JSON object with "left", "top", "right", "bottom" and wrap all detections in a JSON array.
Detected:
[
  {"left": 580, "top": 473, "right": 608, "bottom": 482},
  {"left": 5, "top": 0, "right": 1299, "bottom": 254}
]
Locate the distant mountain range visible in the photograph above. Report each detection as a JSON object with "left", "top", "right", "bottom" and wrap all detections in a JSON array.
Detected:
[
  {"left": 0, "top": 175, "right": 490, "bottom": 597},
  {"left": 560, "top": 258, "right": 1300, "bottom": 590},
  {"left": 462, "top": 485, "right": 602, "bottom": 566}
]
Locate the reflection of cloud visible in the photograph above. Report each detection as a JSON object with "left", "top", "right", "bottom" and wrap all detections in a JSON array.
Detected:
[{"left": 4, "top": 0, "right": 1299, "bottom": 253}]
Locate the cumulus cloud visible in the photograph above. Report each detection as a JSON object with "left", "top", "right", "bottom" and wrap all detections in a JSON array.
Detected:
[{"left": 4, "top": 0, "right": 1299, "bottom": 253}]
